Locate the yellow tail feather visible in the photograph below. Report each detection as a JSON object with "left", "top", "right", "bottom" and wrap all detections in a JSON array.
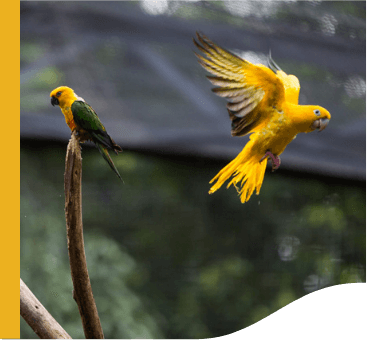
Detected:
[{"left": 209, "top": 144, "right": 267, "bottom": 203}]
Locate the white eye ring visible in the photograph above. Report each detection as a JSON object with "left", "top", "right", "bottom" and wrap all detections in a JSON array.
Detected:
[{"left": 314, "top": 109, "right": 321, "bottom": 116}]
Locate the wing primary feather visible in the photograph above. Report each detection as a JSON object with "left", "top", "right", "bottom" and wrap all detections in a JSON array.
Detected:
[
  {"left": 193, "top": 33, "right": 245, "bottom": 79},
  {"left": 226, "top": 97, "right": 256, "bottom": 111},
  {"left": 193, "top": 38, "right": 232, "bottom": 69},
  {"left": 232, "top": 101, "right": 259, "bottom": 118},
  {"left": 206, "top": 76, "right": 242, "bottom": 88},
  {"left": 196, "top": 32, "right": 246, "bottom": 67},
  {"left": 212, "top": 87, "right": 251, "bottom": 98},
  {"left": 226, "top": 94, "right": 248, "bottom": 103},
  {"left": 195, "top": 52, "right": 243, "bottom": 80}
]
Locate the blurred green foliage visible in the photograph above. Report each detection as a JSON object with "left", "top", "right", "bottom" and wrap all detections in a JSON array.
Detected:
[{"left": 20, "top": 141, "right": 365, "bottom": 338}]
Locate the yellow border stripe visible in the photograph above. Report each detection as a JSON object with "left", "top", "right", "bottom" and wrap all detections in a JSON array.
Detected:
[{"left": 0, "top": 0, "right": 20, "bottom": 338}]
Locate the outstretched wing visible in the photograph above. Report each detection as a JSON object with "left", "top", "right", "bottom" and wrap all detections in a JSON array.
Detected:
[
  {"left": 71, "top": 101, "right": 122, "bottom": 153},
  {"left": 268, "top": 54, "right": 300, "bottom": 105},
  {"left": 193, "top": 32, "right": 286, "bottom": 136}
]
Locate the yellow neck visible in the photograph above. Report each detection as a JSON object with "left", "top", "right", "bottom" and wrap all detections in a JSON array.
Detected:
[{"left": 58, "top": 92, "right": 79, "bottom": 131}]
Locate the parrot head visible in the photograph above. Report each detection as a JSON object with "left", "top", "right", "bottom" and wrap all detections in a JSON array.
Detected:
[
  {"left": 309, "top": 106, "right": 331, "bottom": 132},
  {"left": 297, "top": 105, "right": 331, "bottom": 133},
  {"left": 50, "top": 86, "right": 78, "bottom": 108}
]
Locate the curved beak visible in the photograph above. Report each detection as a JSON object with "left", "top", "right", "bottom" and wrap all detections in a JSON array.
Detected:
[
  {"left": 311, "top": 118, "right": 329, "bottom": 132},
  {"left": 51, "top": 96, "right": 59, "bottom": 106}
]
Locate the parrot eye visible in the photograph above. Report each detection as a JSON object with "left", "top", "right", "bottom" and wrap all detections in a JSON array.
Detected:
[
  {"left": 314, "top": 109, "right": 321, "bottom": 116},
  {"left": 56, "top": 91, "right": 62, "bottom": 97}
]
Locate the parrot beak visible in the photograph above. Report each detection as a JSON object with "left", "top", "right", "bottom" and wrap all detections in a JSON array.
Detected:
[
  {"left": 311, "top": 118, "right": 329, "bottom": 132},
  {"left": 51, "top": 96, "right": 59, "bottom": 106}
]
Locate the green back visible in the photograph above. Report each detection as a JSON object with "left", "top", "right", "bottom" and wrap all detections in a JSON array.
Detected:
[{"left": 71, "top": 101, "right": 106, "bottom": 132}]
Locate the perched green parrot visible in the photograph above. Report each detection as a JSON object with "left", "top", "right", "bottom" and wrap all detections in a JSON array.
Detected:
[{"left": 50, "top": 86, "right": 123, "bottom": 181}]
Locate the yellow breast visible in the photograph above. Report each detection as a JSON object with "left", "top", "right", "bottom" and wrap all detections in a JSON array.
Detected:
[
  {"left": 61, "top": 106, "right": 77, "bottom": 131},
  {"left": 255, "top": 109, "right": 297, "bottom": 156}
]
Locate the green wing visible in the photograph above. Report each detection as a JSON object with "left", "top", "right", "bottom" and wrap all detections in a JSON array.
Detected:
[
  {"left": 71, "top": 100, "right": 123, "bottom": 181},
  {"left": 71, "top": 100, "right": 115, "bottom": 150},
  {"left": 71, "top": 100, "right": 106, "bottom": 132}
]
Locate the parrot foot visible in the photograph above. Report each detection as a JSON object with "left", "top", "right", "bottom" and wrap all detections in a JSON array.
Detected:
[
  {"left": 260, "top": 151, "right": 281, "bottom": 172},
  {"left": 75, "top": 129, "right": 90, "bottom": 143}
]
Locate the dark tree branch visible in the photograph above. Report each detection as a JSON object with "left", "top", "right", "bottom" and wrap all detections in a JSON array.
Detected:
[
  {"left": 20, "top": 278, "right": 72, "bottom": 339},
  {"left": 64, "top": 131, "right": 104, "bottom": 339}
]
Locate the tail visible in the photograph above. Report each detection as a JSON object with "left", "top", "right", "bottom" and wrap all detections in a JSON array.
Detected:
[
  {"left": 96, "top": 143, "right": 123, "bottom": 182},
  {"left": 209, "top": 141, "right": 267, "bottom": 203}
]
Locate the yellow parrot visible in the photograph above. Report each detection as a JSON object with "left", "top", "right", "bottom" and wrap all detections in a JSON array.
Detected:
[{"left": 193, "top": 32, "right": 331, "bottom": 203}]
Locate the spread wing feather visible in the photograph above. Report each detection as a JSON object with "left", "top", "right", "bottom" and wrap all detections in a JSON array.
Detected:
[{"left": 194, "top": 32, "right": 286, "bottom": 136}]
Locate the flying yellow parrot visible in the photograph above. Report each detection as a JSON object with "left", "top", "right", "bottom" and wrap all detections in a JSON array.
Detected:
[
  {"left": 50, "top": 86, "right": 123, "bottom": 181},
  {"left": 193, "top": 32, "right": 331, "bottom": 203}
]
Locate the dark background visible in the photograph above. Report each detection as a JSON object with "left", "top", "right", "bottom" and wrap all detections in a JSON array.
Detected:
[{"left": 20, "top": 1, "right": 365, "bottom": 339}]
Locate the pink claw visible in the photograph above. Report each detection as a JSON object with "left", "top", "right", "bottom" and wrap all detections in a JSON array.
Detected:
[{"left": 260, "top": 151, "right": 281, "bottom": 172}]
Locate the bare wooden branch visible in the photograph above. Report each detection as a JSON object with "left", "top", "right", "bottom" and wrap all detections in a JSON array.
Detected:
[
  {"left": 20, "top": 278, "right": 72, "bottom": 339},
  {"left": 64, "top": 131, "right": 104, "bottom": 339}
]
